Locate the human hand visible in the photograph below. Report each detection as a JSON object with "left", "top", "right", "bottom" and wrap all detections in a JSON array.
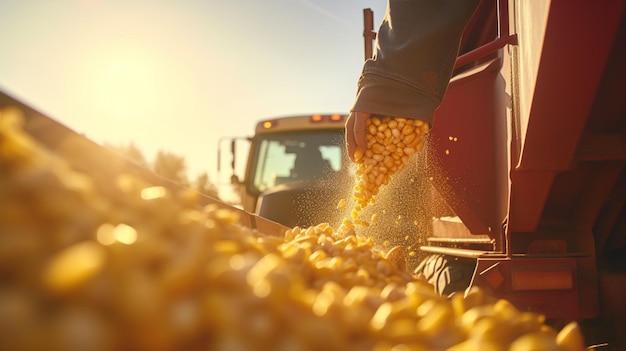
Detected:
[{"left": 344, "top": 111, "right": 371, "bottom": 162}]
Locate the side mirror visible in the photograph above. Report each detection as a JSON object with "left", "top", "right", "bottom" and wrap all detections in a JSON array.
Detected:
[{"left": 230, "top": 174, "right": 241, "bottom": 185}]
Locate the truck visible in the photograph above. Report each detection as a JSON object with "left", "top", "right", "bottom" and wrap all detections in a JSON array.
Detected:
[{"left": 218, "top": 114, "right": 354, "bottom": 229}]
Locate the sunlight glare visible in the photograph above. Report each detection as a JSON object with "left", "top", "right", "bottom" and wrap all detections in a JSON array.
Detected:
[
  {"left": 95, "top": 55, "right": 161, "bottom": 121},
  {"left": 96, "top": 223, "right": 117, "bottom": 245},
  {"left": 141, "top": 186, "right": 167, "bottom": 200},
  {"left": 113, "top": 223, "right": 138, "bottom": 245}
]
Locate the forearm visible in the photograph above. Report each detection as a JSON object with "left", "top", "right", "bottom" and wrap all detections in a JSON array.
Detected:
[{"left": 351, "top": 0, "right": 482, "bottom": 124}]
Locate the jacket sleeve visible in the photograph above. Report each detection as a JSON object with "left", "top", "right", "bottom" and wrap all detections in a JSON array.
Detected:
[{"left": 351, "top": 0, "right": 482, "bottom": 124}]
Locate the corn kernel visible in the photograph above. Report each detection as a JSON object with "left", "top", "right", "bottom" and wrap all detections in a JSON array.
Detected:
[{"left": 43, "top": 241, "right": 106, "bottom": 293}]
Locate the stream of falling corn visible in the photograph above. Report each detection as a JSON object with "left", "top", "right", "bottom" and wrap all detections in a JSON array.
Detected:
[
  {"left": 338, "top": 116, "right": 430, "bottom": 234},
  {"left": 0, "top": 107, "right": 585, "bottom": 351}
]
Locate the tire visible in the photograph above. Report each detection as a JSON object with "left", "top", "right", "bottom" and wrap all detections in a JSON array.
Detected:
[{"left": 414, "top": 254, "right": 476, "bottom": 296}]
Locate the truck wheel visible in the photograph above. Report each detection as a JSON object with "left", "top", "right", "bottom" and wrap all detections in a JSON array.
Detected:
[{"left": 414, "top": 254, "right": 476, "bottom": 296}]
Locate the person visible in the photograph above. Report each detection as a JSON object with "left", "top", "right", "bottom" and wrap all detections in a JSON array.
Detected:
[
  {"left": 291, "top": 147, "right": 329, "bottom": 180},
  {"left": 345, "top": 0, "right": 482, "bottom": 160}
]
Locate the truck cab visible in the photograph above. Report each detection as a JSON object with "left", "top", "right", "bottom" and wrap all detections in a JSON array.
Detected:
[{"left": 221, "top": 114, "right": 353, "bottom": 228}]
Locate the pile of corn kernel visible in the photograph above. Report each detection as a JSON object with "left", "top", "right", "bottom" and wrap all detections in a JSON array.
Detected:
[
  {"left": 0, "top": 107, "right": 585, "bottom": 351},
  {"left": 340, "top": 116, "right": 430, "bottom": 231}
]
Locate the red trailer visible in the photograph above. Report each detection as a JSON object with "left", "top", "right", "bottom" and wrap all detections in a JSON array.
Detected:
[{"left": 374, "top": 0, "right": 626, "bottom": 348}]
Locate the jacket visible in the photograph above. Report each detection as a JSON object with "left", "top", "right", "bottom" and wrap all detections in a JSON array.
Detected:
[{"left": 351, "top": 0, "right": 482, "bottom": 125}]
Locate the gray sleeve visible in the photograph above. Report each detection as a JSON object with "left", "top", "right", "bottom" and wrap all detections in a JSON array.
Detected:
[{"left": 351, "top": 0, "right": 482, "bottom": 124}]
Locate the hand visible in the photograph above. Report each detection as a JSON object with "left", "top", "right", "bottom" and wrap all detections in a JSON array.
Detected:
[{"left": 344, "top": 111, "right": 371, "bottom": 162}]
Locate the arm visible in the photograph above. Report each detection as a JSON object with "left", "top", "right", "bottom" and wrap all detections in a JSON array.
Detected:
[{"left": 346, "top": 0, "right": 482, "bottom": 159}]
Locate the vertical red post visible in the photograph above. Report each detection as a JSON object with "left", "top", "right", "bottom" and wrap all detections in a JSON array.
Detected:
[{"left": 363, "top": 8, "right": 376, "bottom": 61}]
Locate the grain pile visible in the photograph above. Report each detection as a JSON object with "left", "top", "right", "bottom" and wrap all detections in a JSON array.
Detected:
[{"left": 0, "top": 107, "right": 585, "bottom": 350}]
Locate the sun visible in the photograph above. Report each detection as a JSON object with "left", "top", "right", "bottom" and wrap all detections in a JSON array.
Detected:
[{"left": 94, "top": 55, "right": 161, "bottom": 122}]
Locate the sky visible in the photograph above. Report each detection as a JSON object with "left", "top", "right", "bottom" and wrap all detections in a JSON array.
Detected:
[{"left": 0, "top": 0, "right": 386, "bottom": 186}]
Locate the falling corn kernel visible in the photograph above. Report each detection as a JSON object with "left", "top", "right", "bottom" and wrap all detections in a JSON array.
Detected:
[
  {"left": 370, "top": 213, "right": 379, "bottom": 223},
  {"left": 336, "top": 199, "right": 346, "bottom": 209}
]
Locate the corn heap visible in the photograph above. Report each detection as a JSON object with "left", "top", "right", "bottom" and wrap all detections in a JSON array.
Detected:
[
  {"left": 0, "top": 106, "right": 586, "bottom": 351},
  {"left": 340, "top": 116, "right": 430, "bottom": 231}
]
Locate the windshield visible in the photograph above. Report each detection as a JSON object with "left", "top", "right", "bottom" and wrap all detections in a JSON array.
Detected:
[{"left": 248, "top": 129, "right": 347, "bottom": 195}]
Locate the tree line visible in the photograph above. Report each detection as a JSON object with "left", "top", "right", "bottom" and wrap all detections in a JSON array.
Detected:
[{"left": 109, "top": 142, "right": 220, "bottom": 200}]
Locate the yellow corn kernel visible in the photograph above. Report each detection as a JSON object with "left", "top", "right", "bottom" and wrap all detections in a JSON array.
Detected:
[
  {"left": 371, "top": 213, "right": 379, "bottom": 223},
  {"left": 556, "top": 322, "right": 586, "bottom": 351},
  {"left": 336, "top": 198, "right": 346, "bottom": 209},
  {"left": 43, "top": 241, "right": 107, "bottom": 293}
]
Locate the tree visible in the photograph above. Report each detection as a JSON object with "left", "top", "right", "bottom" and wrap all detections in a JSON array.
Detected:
[
  {"left": 107, "top": 142, "right": 149, "bottom": 167},
  {"left": 153, "top": 150, "right": 189, "bottom": 186},
  {"left": 110, "top": 142, "right": 221, "bottom": 200},
  {"left": 194, "top": 171, "right": 219, "bottom": 198}
]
